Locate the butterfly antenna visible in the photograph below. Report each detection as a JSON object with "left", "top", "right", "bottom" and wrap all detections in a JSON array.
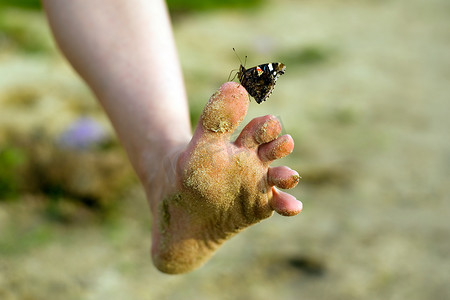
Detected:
[{"left": 233, "top": 48, "right": 245, "bottom": 67}]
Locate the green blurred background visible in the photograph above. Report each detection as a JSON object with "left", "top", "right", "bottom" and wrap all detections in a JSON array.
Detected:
[{"left": 1, "top": 0, "right": 449, "bottom": 299}]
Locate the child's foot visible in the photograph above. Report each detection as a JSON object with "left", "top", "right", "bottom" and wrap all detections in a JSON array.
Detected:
[{"left": 146, "top": 82, "right": 302, "bottom": 274}]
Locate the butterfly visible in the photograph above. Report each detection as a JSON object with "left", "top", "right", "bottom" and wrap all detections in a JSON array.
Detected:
[
  {"left": 237, "top": 62, "right": 286, "bottom": 104},
  {"left": 232, "top": 48, "right": 286, "bottom": 104}
]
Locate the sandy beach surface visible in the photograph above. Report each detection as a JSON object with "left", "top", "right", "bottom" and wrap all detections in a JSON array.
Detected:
[{"left": 1, "top": 0, "right": 449, "bottom": 299}]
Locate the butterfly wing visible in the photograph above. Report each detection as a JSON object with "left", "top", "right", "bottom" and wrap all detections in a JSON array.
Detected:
[{"left": 238, "top": 63, "right": 286, "bottom": 104}]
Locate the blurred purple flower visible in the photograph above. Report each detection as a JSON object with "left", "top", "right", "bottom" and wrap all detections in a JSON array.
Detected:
[{"left": 58, "top": 117, "right": 109, "bottom": 150}]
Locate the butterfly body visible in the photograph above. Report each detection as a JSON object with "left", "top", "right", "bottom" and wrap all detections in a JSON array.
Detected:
[{"left": 237, "top": 62, "right": 286, "bottom": 104}]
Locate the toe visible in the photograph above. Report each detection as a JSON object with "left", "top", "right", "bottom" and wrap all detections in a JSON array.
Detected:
[
  {"left": 199, "top": 82, "right": 249, "bottom": 137},
  {"left": 269, "top": 187, "right": 303, "bottom": 216},
  {"left": 259, "top": 134, "right": 294, "bottom": 162},
  {"left": 235, "top": 115, "right": 281, "bottom": 148},
  {"left": 267, "top": 166, "right": 300, "bottom": 189}
]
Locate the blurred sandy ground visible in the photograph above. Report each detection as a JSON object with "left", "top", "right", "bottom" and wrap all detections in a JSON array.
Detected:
[{"left": 0, "top": 0, "right": 449, "bottom": 299}]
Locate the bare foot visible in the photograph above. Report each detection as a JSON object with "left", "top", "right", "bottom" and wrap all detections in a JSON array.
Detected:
[{"left": 145, "top": 82, "right": 302, "bottom": 274}]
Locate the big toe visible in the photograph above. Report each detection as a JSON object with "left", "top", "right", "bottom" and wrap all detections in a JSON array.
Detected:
[{"left": 199, "top": 82, "right": 249, "bottom": 137}]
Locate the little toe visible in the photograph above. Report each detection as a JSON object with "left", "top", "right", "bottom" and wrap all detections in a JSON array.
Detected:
[
  {"left": 199, "top": 82, "right": 249, "bottom": 137},
  {"left": 235, "top": 115, "right": 281, "bottom": 148},
  {"left": 268, "top": 166, "right": 300, "bottom": 189},
  {"left": 259, "top": 134, "right": 294, "bottom": 162},
  {"left": 269, "top": 187, "right": 303, "bottom": 216}
]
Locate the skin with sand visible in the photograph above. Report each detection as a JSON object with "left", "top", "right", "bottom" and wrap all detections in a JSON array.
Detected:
[{"left": 148, "top": 82, "right": 302, "bottom": 274}]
